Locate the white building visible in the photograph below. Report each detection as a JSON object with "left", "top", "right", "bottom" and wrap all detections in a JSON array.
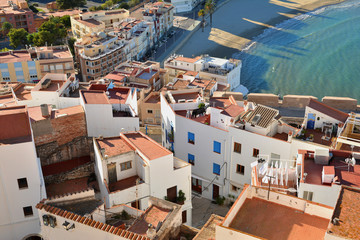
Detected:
[
  {"left": 169, "top": 0, "right": 199, "bottom": 13},
  {"left": 36, "top": 195, "right": 183, "bottom": 240},
  {"left": 161, "top": 90, "right": 337, "bottom": 201},
  {"left": 93, "top": 131, "right": 192, "bottom": 225},
  {"left": 79, "top": 86, "right": 139, "bottom": 137},
  {"left": 0, "top": 73, "right": 80, "bottom": 109},
  {"left": 164, "top": 55, "right": 242, "bottom": 91},
  {"left": 0, "top": 105, "right": 46, "bottom": 240}
]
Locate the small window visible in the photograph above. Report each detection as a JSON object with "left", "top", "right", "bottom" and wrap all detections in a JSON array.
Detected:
[
  {"left": 213, "top": 141, "right": 221, "bottom": 154},
  {"left": 188, "top": 154, "right": 195, "bottom": 165},
  {"left": 23, "top": 206, "right": 33, "bottom": 217},
  {"left": 147, "top": 109, "right": 153, "bottom": 114},
  {"left": 234, "top": 142, "right": 241, "bottom": 153},
  {"left": 231, "top": 185, "right": 239, "bottom": 192},
  {"left": 303, "top": 191, "right": 313, "bottom": 201},
  {"left": 17, "top": 178, "right": 28, "bottom": 189},
  {"left": 253, "top": 148, "right": 259, "bottom": 157},
  {"left": 213, "top": 163, "right": 220, "bottom": 175},
  {"left": 120, "top": 161, "right": 132, "bottom": 171},
  {"left": 236, "top": 164, "right": 245, "bottom": 175},
  {"left": 188, "top": 132, "right": 195, "bottom": 144}
]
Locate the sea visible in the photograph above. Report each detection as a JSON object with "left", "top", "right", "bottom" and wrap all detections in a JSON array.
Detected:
[{"left": 233, "top": 0, "right": 360, "bottom": 100}]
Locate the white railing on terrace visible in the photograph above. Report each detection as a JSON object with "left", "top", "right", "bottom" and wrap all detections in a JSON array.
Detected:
[{"left": 79, "top": 43, "right": 125, "bottom": 60}]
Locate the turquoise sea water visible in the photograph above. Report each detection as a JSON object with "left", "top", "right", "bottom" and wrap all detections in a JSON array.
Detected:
[{"left": 234, "top": 0, "right": 360, "bottom": 100}]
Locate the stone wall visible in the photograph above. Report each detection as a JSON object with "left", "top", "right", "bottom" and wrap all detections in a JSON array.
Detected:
[
  {"left": 37, "top": 136, "right": 94, "bottom": 166},
  {"left": 247, "top": 93, "right": 279, "bottom": 107},
  {"left": 44, "top": 161, "right": 94, "bottom": 185},
  {"left": 322, "top": 96, "right": 358, "bottom": 111},
  {"left": 242, "top": 94, "right": 358, "bottom": 111},
  {"left": 282, "top": 95, "right": 318, "bottom": 108},
  {"left": 213, "top": 91, "right": 243, "bottom": 101}
]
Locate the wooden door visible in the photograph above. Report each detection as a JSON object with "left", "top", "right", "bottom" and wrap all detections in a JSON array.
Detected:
[
  {"left": 107, "top": 163, "right": 117, "bottom": 184},
  {"left": 212, "top": 184, "right": 219, "bottom": 200},
  {"left": 167, "top": 186, "right": 177, "bottom": 202}
]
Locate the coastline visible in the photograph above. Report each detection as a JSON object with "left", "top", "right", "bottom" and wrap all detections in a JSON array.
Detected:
[{"left": 175, "top": 0, "right": 345, "bottom": 59}]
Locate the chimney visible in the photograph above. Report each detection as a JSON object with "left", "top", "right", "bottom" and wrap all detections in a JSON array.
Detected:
[
  {"left": 40, "top": 104, "right": 50, "bottom": 118},
  {"left": 287, "top": 131, "right": 293, "bottom": 143}
]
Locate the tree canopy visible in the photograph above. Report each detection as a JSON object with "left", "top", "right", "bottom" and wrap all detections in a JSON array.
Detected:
[{"left": 8, "top": 28, "right": 28, "bottom": 49}]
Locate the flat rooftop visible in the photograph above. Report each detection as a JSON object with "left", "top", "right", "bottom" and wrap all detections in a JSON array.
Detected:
[
  {"left": 209, "top": 97, "right": 232, "bottom": 109},
  {"left": 303, "top": 155, "right": 360, "bottom": 188},
  {"left": 96, "top": 137, "right": 134, "bottom": 158},
  {"left": 123, "top": 132, "right": 171, "bottom": 160},
  {"left": 0, "top": 51, "right": 31, "bottom": 63},
  {"left": 14, "top": 84, "right": 34, "bottom": 100},
  {"left": 108, "top": 88, "right": 130, "bottom": 105},
  {"left": 128, "top": 205, "right": 171, "bottom": 236},
  {"left": 28, "top": 105, "right": 84, "bottom": 122},
  {"left": 229, "top": 198, "right": 329, "bottom": 240},
  {"left": 328, "top": 187, "right": 360, "bottom": 239},
  {"left": 0, "top": 105, "right": 32, "bottom": 144},
  {"left": 80, "top": 90, "right": 110, "bottom": 104},
  {"left": 137, "top": 70, "right": 157, "bottom": 80}
]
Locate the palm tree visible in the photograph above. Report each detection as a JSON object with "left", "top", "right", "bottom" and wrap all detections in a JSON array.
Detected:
[
  {"left": 205, "top": 0, "right": 216, "bottom": 27},
  {"left": 1, "top": 22, "right": 12, "bottom": 36},
  {"left": 198, "top": 9, "right": 205, "bottom": 32}
]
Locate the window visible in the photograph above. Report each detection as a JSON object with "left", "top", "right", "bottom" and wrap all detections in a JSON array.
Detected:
[
  {"left": 147, "top": 109, "right": 153, "bottom": 114},
  {"left": 23, "top": 206, "right": 33, "bottom": 217},
  {"left": 213, "top": 141, "right": 221, "bottom": 154},
  {"left": 236, "top": 164, "right": 245, "bottom": 175},
  {"left": 232, "top": 185, "right": 240, "bottom": 192},
  {"left": 17, "top": 178, "right": 28, "bottom": 189},
  {"left": 213, "top": 163, "right": 220, "bottom": 175},
  {"left": 253, "top": 148, "right": 259, "bottom": 157},
  {"left": 43, "top": 65, "right": 48, "bottom": 71},
  {"left": 188, "top": 154, "right": 195, "bottom": 165},
  {"left": 234, "top": 142, "right": 241, "bottom": 153},
  {"left": 188, "top": 132, "right": 195, "bottom": 144},
  {"left": 303, "top": 191, "right": 313, "bottom": 201},
  {"left": 120, "top": 161, "right": 132, "bottom": 171}
]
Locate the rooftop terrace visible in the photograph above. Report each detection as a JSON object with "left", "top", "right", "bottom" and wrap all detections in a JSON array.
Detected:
[{"left": 229, "top": 197, "right": 329, "bottom": 240}]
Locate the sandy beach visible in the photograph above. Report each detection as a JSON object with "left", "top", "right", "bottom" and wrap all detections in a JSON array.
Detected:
[{"left": 175, "top": 0, "right": 345, "bottom": 59}]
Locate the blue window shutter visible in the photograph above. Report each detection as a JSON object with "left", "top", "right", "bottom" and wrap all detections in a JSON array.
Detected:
[
  {"left": 213, "top": 141, "right": 221, "bottom": 154},
  {"left": 213, "top": 163, "right": 220, "bottom": 175},
  {"left": 188, "top": 132, "right": 195, "bottom": 143}
]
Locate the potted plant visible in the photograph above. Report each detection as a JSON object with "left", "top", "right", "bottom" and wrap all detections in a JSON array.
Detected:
[{"left": 176, "top": 190, "right": 186, "bottom": 205}]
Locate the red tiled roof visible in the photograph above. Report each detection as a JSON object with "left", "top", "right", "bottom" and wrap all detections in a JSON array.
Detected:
[
  {"left": 174, "top": 56, "right": 201, "bottom": 63},
  {"left": 96, "top": 137, "right": 134, "bottom": 157},
  {"left": 36, "top": 202, "right": 150, "bottom": 240},
  {"left": 308, "top": 99, "right": 348, "bottom": 123},
  {"left": 221, "top": 104, "right": 244, "bottom": 117},
  {"left": 123, "top": 132, "right": 171, "bottom": 160}
]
